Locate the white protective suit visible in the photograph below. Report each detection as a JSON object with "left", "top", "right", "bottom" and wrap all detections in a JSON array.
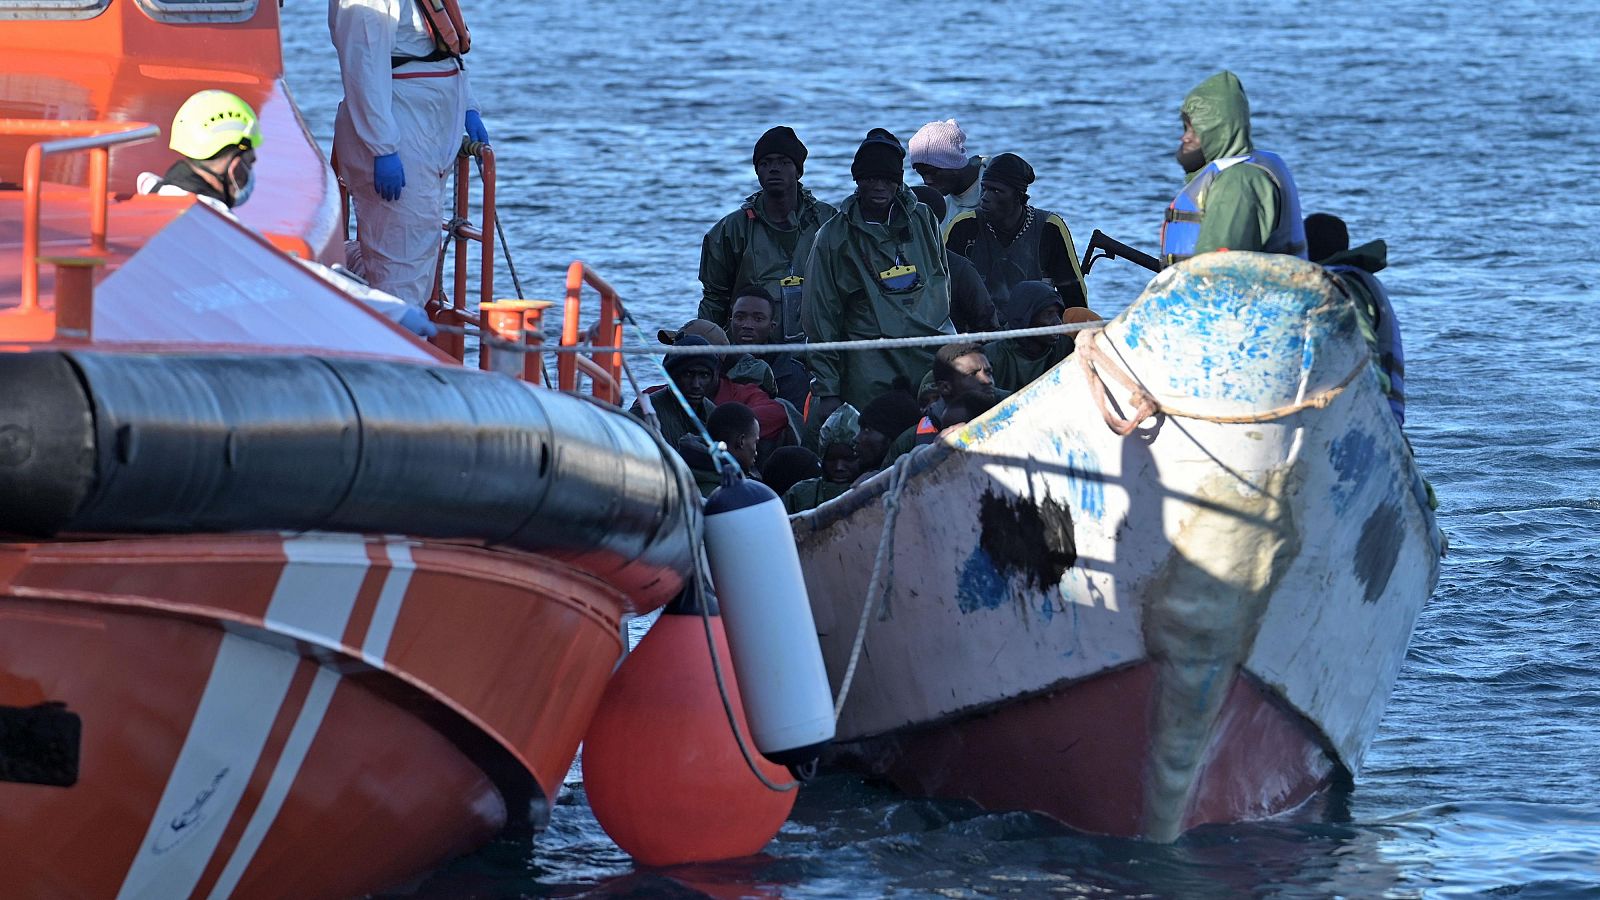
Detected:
[{"left": 330, "top": 0, "right": 476, "bottom": 307}]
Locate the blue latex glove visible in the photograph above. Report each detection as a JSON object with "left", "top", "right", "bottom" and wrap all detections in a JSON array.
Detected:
[
  {"left": 397, "top": 305, "right": 437, "bottom": 338},
  {"left": 373, "top": 152, "right": 405, "bottom": 201},
  {"left": 464, "top": 109, "right": 489, "bottom": 145}
]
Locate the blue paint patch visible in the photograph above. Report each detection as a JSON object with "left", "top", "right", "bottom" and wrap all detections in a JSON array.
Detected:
[
  {"left": 1039, "top": 594, "right": 1055, "bottom": 623},
  {"left": 1065, "top": 448, "right": 1106, "bottom": 519},
  {"left": 1329, "top": 429, "right": 1378, "bottom": 514},
  {"left": 1122, "top": 319, "right": 1142, "bottom": 348},
  {"left": 957, "top": 546, "right": 1010, "bottom": 613}
]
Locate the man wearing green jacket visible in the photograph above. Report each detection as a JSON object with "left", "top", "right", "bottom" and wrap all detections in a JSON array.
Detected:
[
  {"left": 699, "top": 126, "right": 837, "bottom": 338},
  {"left": 802, "top": 128, "right": 952, "bottom": 422},
  {"left": 1160, "top": 71, "right": 1307, "bottom": 267}
]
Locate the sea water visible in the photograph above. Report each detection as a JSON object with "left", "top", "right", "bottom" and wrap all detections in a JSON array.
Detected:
[{"left": 281, "top": 1, "right": 1600, "bottom": 895}]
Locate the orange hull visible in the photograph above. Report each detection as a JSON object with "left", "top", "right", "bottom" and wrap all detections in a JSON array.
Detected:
[{"left": 0, "top": 533, "right": 637, "bottom": 897}]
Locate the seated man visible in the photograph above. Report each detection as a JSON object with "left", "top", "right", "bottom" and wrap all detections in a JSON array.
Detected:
[
  {"left": 883, "top": 342, "right": 1007, "bottom": 465},
  {"left": 783, "top": 404, "right": 863, "bottom": 514},
  {"left": 660, "top": 317, "right": 795, "bottom": 448},
  {"left": 761, "top": 446, "right": 822, "bottom": 499},
  {"left": 728, "top": 285, "right": 812, "bottom": 410},
  {"left": 855, "top": 389, "right": 923, "bottom": 473},
  {"left": 677, "top": 402, "right": 761, "bottom": 498},
  {"left": 632, "top": 335, "right": 718, "bottom": 450},
  {"left": 137, "top": 90, "right": 259, "bottom": 211},
  {"left": 983, "top": 281, "right": 1100, "bottom": 392}
]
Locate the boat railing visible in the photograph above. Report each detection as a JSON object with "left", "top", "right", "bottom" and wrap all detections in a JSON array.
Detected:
[
  {"left": 431, "top": 139, "right": 498, "bottom": 363},
  {"left": 2, "top": 119, "right": 160, "bottom": 314},
  {"left": 559, "top": 260, "right": 623, "bottom": 404}
]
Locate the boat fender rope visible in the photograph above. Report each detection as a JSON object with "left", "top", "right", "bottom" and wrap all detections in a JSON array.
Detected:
[{"left": 832, "top": 453, "right": 912, "bottom": 721}]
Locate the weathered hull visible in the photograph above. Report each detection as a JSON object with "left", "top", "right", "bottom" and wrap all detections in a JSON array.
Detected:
[
  {"left": 796, "top": 253, "right": 1442, "bottom": 840},
  {"left": 0, "top": 533, "right": 642, "bottom": 898}
]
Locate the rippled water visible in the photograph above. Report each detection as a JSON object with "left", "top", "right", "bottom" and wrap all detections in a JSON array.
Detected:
[{"left": 282, "top": 1, "right": 1600, "bottom": 895}]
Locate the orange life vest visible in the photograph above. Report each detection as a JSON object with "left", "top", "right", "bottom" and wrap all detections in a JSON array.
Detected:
[{"left": 416, "top": 0, "right": 470, "bottom": 58}]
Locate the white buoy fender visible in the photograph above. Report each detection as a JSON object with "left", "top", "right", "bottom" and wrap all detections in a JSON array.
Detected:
[{"left": 703, "top": 477, "right": 835, "bottom": 766}]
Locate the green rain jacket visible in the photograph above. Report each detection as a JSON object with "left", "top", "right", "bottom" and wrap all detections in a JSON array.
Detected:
[
  {"left": 698, "top": 186, "right": 837, "bottom": 328},
  {"left": 782, "top": 477, "right": 853, "bottom": 514},
  {"left": 801, "top": 186, "right": 953, "bottom": 411},
  {"left": 1181, "top": 71, "right": 1284, "bottom": 256}
]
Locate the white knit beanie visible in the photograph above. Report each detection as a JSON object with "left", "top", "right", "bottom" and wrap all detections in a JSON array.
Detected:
[{"left": 907, "top": 119, "right": 969, "bottom": 170}]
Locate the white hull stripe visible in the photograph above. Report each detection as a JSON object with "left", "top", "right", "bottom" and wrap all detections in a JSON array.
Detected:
[
  {"left": 205, "top": 666, "right": 342, "bottom": 900},
  {"left": 116, "top": 535, "right": 373, "bottom": 900},
  {"left": 361, "top": 542, "right": 415, "bottom": 667}
]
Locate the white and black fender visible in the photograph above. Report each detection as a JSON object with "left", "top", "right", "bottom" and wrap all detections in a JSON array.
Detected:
[{"left": 703, "top": 477, "right": 835, "bottom": 767}]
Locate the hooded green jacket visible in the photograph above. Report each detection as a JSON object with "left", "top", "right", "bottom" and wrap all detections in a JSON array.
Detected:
[
  {"left": 782, "top": 477, "right": 853, "bottom": 514},
  {"left": 800, "top": 186, "right": 952, "bottom": 411},
  {"left": 698, "top": 186, "right": 837, "bottom": 327},
  {"left": 1181, "top": 71, "right": 1283, "bottom": 256}
]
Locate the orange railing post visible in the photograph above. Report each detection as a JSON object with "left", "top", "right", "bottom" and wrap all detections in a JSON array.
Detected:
[
  {"left": 2, "top": 119, "right": 157, "bottom": 312},
  {"left": 558, "top": 261, "right": 625, "bottom": 404}
]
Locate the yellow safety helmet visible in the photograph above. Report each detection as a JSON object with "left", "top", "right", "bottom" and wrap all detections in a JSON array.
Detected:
[{"left": 169, "top": 90, "right": 263, "bottom": 160}]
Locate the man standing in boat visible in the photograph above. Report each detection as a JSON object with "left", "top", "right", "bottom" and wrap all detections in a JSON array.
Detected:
[
  {"left": 330, "top": 0, "right": 488, "bottom": 310},
  {"left": 699, "top": 127, "right": 836, "bottom": 339},
  {"left": 944, "top": 153, "right": 1089, "bottom": 323},
  {"left": 1161, "top": 70, "right": 1307, "bottom": 268},
  {"left": 802, "top": 129, "right": 952, "bottom": 424},
  {"left": 908, "top": 118, "right": 984, "bottom": 232}
]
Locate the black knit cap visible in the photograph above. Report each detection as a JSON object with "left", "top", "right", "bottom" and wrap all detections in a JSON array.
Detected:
[
  {"left": 859, "top": 389, "right": 922, "bottom": 438},
  {"left": 664, "top": 334, "right": 719, "bottom": 378},
  {"left": 851, "top": 128, "right": 905, "bottom": 183},
  {"left": 983, "top": 152, "right": 1035, "bottom": 194},
  {"left": 753, "top": 126, "right": 807, "bottom": 176}
]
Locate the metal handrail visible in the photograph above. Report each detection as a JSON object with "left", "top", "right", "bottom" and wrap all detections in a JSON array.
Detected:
[
  {"left": 1, "top": 119, "right": 160, "bottom": 310},
  {"left": 558, "top": 260, "right": 623, "bottom": 403},
  {"left": 434, "top": 140, "right": 496, "bottom": 363}
]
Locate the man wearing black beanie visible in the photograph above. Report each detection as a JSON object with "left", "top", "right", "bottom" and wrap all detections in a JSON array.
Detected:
[
  {"left": 699, "top": 126, "right": 836, "bottom": 340},
  {"left": 801, "top": 128, "right": 953, "bottom": 424},
  {"left": 945, "top": 151, "right": 1089, "bottom": 325}
]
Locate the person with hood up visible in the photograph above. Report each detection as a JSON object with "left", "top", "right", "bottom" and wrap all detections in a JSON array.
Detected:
[
  {"left": 944, "top": 152, "right": 1088, "bottom": 321},
  {"left": 783, "top": 404, "right": 863, "bottom": 514},
  {"left": 983, "top": 281, "right": 1100, "bottom": 392},
  {"left": 1161, "top": 70, "right": 1307, "bottom": 268},
  {"left": 908, "top": 118, "right": 985, "bottom": 232},
  {"left": 801, "top": 128, "right": 953, "bottom": 425},
  {"left": 330, "top": 0, "right": 489, "bottom": 309},
  {"left": 657, "top": 317, "right": 795, "bottom": 448},
  {"left": 699, "top": 126, "right": 837, "bottom": 337},
  {"left": 1306, "top": 213, "right": 1405, "bottom": 425},
  {"left": 630, "top": 335, "right": 718, "bottom": 451}
]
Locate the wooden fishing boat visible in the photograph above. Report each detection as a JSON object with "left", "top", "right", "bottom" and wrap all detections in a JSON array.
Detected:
[
  {"left": 795, "top": 252, "right": 1442, "bottom": 841},
  {"left": 0, "top": 3, "right": 689, "bottom": 897}
]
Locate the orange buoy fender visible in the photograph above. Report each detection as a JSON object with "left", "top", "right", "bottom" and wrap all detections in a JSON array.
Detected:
[
  {"left": 582, "top": 603, "right": 795, "bottom": 867},
  {"left": 703, "top": 477, "right": 835, "bottom": 766}
]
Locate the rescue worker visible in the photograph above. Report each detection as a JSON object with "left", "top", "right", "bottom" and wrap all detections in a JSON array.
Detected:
[
  {"left": 699, "top": 127, "right": 837, "bottom": 336},
  {"left": 1161, "top": 70, "right": 1307, "bottom": 267},
  {"left": 783, "top": 404, "right": 862, "bottom": 514},
  {"left": 330, "top": 0, "right": 489, "bottom": 309},
  {"left": 728, "top": 285, "right": 812, "bottom": 410},
  {"left": 802, "top": 128, "right": 952, "bottom": 423},
  {"left": 1306, "top": 213, "right": 1405, "bottom": 425},
  {"left": 908, "top": 118, "right": 984, "bottom": 231},
  {"left": 983, "top": 281, "right": 1099, "bottom": 392},
  {"left": 911, "top": 186, "right": 998, "bottom": 333},
  {"left": 944, "top": 152, "right": 1088, "bottom": 322},
  {"left": 137, "top": 90, "right": 260, "bottom": 211}
]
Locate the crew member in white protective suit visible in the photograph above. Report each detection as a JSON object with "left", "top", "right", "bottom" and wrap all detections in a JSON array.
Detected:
[{"left": 329, "top": 0, "right": 488, "bottom": 311}]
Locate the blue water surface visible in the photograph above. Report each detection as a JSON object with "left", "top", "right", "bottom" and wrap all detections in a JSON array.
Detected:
[{"left": 281, "top": 1, "right": 1600, "bottom": 895}]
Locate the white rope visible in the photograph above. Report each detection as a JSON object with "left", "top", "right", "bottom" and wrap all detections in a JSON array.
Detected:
[
  {"left": 433, "top": 318, "right": 1104, "bottom": 357},
  {"left": 832, "top": 453, "right": 913, "bottom": 722}
]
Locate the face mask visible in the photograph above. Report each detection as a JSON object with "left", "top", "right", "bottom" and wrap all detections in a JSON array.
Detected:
[
  {"left": 227, "top": 151, "right": 255, "bottom": 207},
  {"left": 230, "top": 174, "right": 253, "bottom": 207}
]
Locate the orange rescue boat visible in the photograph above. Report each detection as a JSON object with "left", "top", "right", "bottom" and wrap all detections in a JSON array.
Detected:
[{"left": 0, "top": 3, "right": 689, "bottom": 897}]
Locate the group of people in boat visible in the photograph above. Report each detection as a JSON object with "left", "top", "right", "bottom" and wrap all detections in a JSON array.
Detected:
[
  {"left": 131, "top": 0, "right": 1403, "bottom": 515},
  {"left": 634, "top": 69, "right": 1405, "bottom": 511}
]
